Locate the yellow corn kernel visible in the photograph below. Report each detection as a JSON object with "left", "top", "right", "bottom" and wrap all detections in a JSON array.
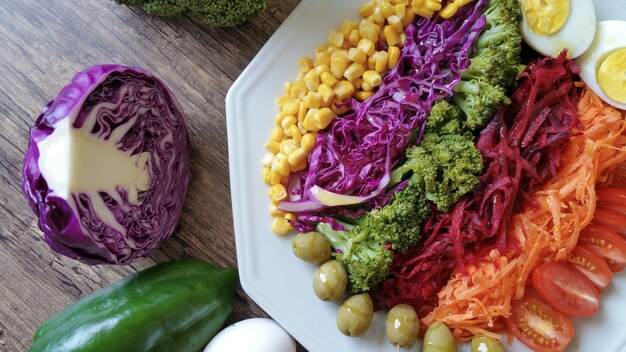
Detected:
[
  {"left": 402, "top": 7, "right": 417, "bottom": 25},
  {"left": 270, "top": 171, "right": 282, "bottom": 185},
  {"left": 348, "top": 29, "right": 360, "bottom": 47},
  {"left": 361, "top": 81, "right": 374, "bottom": 92},
  {"left": 304, "top": 91, "right": 323, "bottom": 109},
  {"left": 315, "top": 51, "right": 331, "bottom": 67},
  {"left": 388, "top": 46, "right": 400, "bottom": 69},
  {"left": 291, "top": 159, "right": 308, "bottom": 172},
  {"left": 298, "top": 102, "right": 308, "bottom": 121},
  {"left": 261, "top": 153, "right": 274, "bottom": 167},
  {"left": 290, "top": 81, "right": 308, "bottom": 98},
  {"left": 297, "top": 121, "right": 308, "bottom": 135},
  {"left": 318, "top": 83, "right": 336, "bottom": 105},
  {"left": 314, "top": 107, "right": 336, "bottom": 130},
  {"left": 357, "top": 38, "right": 376, "bottom": 56},
  {"left": 284, "top": 212, "right": 296, "bottom": 223},
  {"left": 272, "top": 216, "right": 292, "bottom": 235},
  {"left": 394, "top": 4, "right": 406, "bottom": 17},
  {"left": 347, "top": 48, "right": 366, "bottom": 65},
  {"left": 315, "top": 64, "right": 330, "bottom": 75},
  {"left": 274, "top": 114, "right": 283, "bottom": 126},
  {"left": 315, "top": 45, "right": 327, "bottom": 53},
  {"left": 270, "top": 126, "right": 284, "bottom": 142},
  {"left": 268, "top": 184, "right": 287, "bottom": 202},
  {"left": 367, "top": 56, "right": 376, "bottom": 71},
  {"left": 279, "top": 139, "right": 298, "bottom": 155},
  {"left": 331, "top": 98, "right": 350, "bottom": 115},
  {"left": 371, "top": 7, "right": 385, "bottom": 25},
  {"left": 321, "top": 72, "right": 338, "bottom": 87},
  {"left": 352, "top": 78, "right": 363, "bottom": 89},
  {"left": 276, "top": 94, "right": 294, "bottom": 110},
  {"left": 331, "top": 49, "right": 348, "bottom": 60},
  {"left": 359, "top": 1, "right": 375, "bottom": 17},
  {"left": 289, "top": 125, "right": 302, "bottom": 144},
  {"left": 425, "top": 0, "right": 442, "bottom": 11},
  {"left": 283, "top": 82, "right": 292, "bottom": 95},
  {"left": 359, "top": 20, "right": 380, "bottom": 42},
  {"left": 383, "top": 25, "right": 401, "bottom": 47},
  {"left": 362, "top": 70, "right": 382, "bottom": 87},
  {"left": 399, "top": 32, "right": 406, "bottom": 48},
  {"left": 355, "top": 90, "right": 374, "bottom": 101},
  {"left": 456, "top": 0, "right": 474, "bottom": 5},
  {"left": 331, "top": 31, "right": 344, "bottom": 48},
  {"left": 265, "top": 140, "right": 280, "bottom": 154},
  {"left": 288, "top": 147, "right": 307, "bottom": 166},
  {"left": 262, "top": 166, "right": 271, "bottom": 184},
  {"left": 276, "top": 153, "right": 290, "bottom": 176},
  {"left": 334, "top": 81, "right": 355, "bottom": 101},
  {"left": 343, "top": 62, "right": 365, "bottom": 81},
  {"left": 382, "top": 2, "right": 395, "bottom": 17},
  {"left": 330, "top": 56, "right": 349, "bottom": 79},
  {"left": 280, "top": 115, "right": 297, "bottom": 130},
  {"left": 371, "top": 51, "right": 389, "bottom": 73},
  {"left": 413, "top": 7, "right": 434, "bottom": 18},
  {"left": 298, "top": 57, "right": 314, "bottom": 73},
  {"left": 282, "top": 101, "right": 299, "bottom": 116},
  {"left": 303, "top": 108, "right": 319, "bottom": 131},
  {"left": 439, "top": 2, "right": 458, "bottom": 19},
  {"left": 303, "top": 70, "right": 320, "bottom": 92},
  {"left": 295, "top": 72, "right": 305, "bottom": 82},
  {"left": 387, "top": 15, "right": 403, "bottom": 33},
  {"left": 269, "top": 203, "right": 285, "bottom": 217},
  {"left": 301, "top": 133, "right": 317, "bottom": 152},
  {"left": 341, "top": 20, "right": 357, "bottom": 39}
]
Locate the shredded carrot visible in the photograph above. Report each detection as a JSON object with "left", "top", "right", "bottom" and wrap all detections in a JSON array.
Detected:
[{"left": 422, "top": 87, "right": 626, "bottom": 340}]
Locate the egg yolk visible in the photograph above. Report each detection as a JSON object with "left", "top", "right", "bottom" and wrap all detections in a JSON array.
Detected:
[
  {"left": 598, "top": 48, "right": 626, "bottom": 104},
  {"left": 521, "top": 0, "right": 571, "bottom": 35}
]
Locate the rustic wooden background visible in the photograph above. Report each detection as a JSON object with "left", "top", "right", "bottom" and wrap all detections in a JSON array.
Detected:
[{"left": 0, "top": 0, "right": 303, "bottom": 350}]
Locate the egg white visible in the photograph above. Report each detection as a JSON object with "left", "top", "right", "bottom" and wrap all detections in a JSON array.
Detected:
[
  {"left": 521, "top": 0, "right": 596, "bottom": 59},
  {"left": 577, "top": 20, "right": 626, "bottom": 110}
]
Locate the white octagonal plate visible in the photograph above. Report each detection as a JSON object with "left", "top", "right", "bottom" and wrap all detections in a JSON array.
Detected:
[{"left": 226, "top": 1, "right": 626, "bottom": 351}]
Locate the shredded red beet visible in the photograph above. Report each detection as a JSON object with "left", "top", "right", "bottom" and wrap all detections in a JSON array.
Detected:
[{"left": 372, "top": 52, "right": 581, "bottom": 313}]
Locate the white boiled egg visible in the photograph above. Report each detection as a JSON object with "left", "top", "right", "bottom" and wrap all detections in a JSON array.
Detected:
[
  {"left": 520, "top": 0, "right": 596, "bottom": 58},
  {"left": 577, "top": 20, "right": 626, "bottom": 110},
  {"left": 204, "top": 318, "right": 296, "bottom": 352}
]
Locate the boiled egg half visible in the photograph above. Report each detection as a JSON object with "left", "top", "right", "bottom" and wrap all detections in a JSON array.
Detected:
[
  {"left": 520, "top": 0, "right": 596, "bottom": 58},
  {"left": 577, "top": 20, "right": 626, "bottom": 110}
]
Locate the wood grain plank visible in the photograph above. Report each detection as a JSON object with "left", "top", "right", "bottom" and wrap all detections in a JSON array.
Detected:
[{"left": 0, "top": 0, "right": 302, "bottom": 351}]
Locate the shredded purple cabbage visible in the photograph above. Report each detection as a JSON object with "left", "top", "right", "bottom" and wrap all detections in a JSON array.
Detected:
[{"left": 280, "top": 2, "right": 487, "bottom": 230}]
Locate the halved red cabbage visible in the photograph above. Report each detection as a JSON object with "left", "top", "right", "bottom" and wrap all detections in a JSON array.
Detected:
[{"left": 21, "top": 65, "right": 191, "bottom": 264}]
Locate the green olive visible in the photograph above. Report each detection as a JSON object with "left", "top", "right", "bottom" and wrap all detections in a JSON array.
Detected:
[
  {"left": 292, "top": 231, "right": 332, "bottom": 264},
  {"left": 336, "top": 293, "right": 374, "bottom": 337},
  {"left": 423, "top": 322, "right": 456, "bottom": 352},
  {"left": 385, "top": 304, "right": 420, "bottom": 348},
  {"left": 471, "top": 336, "right": 504, "bottom": 352},
  {"left": 312, "top": 260, "right": 347, "bottom": 301}
]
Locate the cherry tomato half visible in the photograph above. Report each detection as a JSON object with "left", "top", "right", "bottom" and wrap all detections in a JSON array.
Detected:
[
  {"left": 531, "top": 261, "right": 599, "bottom": 317},
  {"left": 506, "top": 295, "right": 574, "bottom": 352},
  {"left": 567, "top": 245, "right": 612, "bottom": 290},
  {"left": 579, "top": 225, "right": 626, "bottom": 272},
  {"left": 591, "top": 207, "right": 626, "bottom": 237},
  {"left": 596, "top": 187, "right": 626, "bottom": 215}
]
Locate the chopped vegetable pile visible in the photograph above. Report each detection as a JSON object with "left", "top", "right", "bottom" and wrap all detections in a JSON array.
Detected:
[{"left": 261, "top": 0, "right": 626, "bottom": 350}]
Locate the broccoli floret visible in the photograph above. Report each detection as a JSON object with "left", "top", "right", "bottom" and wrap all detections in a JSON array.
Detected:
[
  {"left": 315, "top": 184, "right": 430, "bottom": 292},
  {"left": 316, "top": 222, "right": 393, "bottom": 293},
  {"left": 452, "top": 80, "right": 508, "bottom": 130},
  {"left": 426, "top": 100, "right": 465, "bottom": 136},
  {"left": 113, "top": 0, "right": 266, "bottom": 27},
  {"left": 361, "top": 184, "right": 430, "bottom": 252},
  {"left": 392, "top": 133, "right": 483, "bottom": 212}
]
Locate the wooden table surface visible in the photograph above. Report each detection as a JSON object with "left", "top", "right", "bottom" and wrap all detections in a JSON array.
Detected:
[{"left": 0, "top": 0, "right": 302, "bottom": 350}]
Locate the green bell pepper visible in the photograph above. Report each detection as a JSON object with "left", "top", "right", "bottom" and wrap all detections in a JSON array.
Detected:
[{"left": 30, "top": 259, "right": 237, "bottom": 352}]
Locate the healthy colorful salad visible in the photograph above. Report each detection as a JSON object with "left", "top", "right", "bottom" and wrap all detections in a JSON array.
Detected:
[{"left": 261, "top": 0, "right": 626, "bottom": 350}]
